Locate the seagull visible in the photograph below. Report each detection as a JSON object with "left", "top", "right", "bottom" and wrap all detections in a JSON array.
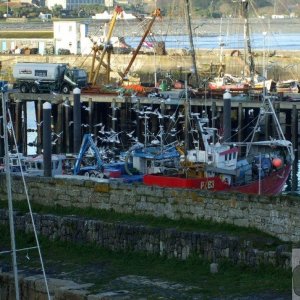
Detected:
[
  {"left": 130, "top": 136, "right": 139, "bottom": 143},
  {"left": 178, "top": 112, "right": 184, "bottom": 118},
  {"left": 98, "top": 125, "right": 105, "bottom": 134},
  {"left": 126, "top": 130, "right": 135, "bottom": 138},
  {"left": 108, "top": 114, "right": 118, "bottom": 121},
  {"left": 35, "top": 120, "right": 43, "bottom": 127},
  {"left": 53, "top": 131, "right": 63, "bottom": 137},
  {"left": 52, "top": 138, "right": 58, "bottom": 145},
  {"left": 81, "top": 123, "right": 90, "bottom": 128},
  {"left": 69, "top": 121, "right": 74, "bottom": 126},
  {"left": 151, "top": 139, "right": 160, "bottom": 145},
  {"left": 156, "top": 111, "right": 163, "bottom": 119},
  {"left": 94, "top": 123, "right": 103, "bottom": 128},
  {"left": 82, "top": 105, "right": 90, "bottom": 111},
  {"left": 169, "top": 112, "right": 176, "bottom": 121}
]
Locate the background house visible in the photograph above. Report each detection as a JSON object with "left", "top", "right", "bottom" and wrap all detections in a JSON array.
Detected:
[{"left": 53, "top": 20, "right": 90, "bottom": 55}]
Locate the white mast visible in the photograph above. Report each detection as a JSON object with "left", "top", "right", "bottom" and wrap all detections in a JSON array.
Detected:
[{"left": 1, "top": 88, "right": 20, "bottom": 300}]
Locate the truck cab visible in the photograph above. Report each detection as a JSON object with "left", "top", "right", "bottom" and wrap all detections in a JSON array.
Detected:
[{"left": 64, "top": 68, "right": 88, "bottom": 91}]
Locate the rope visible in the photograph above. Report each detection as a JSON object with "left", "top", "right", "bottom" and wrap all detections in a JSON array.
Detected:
[{"left": 7, "top": 107, "right": 51, "bottom": 300}]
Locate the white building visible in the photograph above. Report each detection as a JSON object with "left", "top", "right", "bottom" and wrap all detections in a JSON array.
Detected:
[
  {"left": 46, "top": 0, "right": 104, "bottom": 10},
  {"left": 53, "top": 20, "right": 130, "bottom": 56},
  {"left": 53, "top": 21, "right": 91, "bottom": 55},
  {"left": 105, "top": 0, "right": 114, "bottom": 7}
]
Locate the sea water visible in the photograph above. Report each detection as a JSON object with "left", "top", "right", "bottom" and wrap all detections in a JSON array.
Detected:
[{"left": 125, "top": 33, "right": 300, "bottom": 51}]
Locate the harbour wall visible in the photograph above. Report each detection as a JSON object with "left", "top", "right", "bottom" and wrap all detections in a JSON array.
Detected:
[
  {"left": 1, "top": 49, "right": 300, "bottom": 83},
  {"left": 0, "top": 209, "right": 291, "bottom": 269},
  {"left": 0, "top": 175, "right": 299, "bottom": 243}
]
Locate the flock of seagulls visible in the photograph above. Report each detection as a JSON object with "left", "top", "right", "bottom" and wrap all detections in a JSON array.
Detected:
[{"left": 1, "top": 99, "right": 223, "bottom": 167}]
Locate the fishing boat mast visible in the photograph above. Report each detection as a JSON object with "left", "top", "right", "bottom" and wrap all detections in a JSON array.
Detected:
[
  {"left": 184, "top": 0, "right": 200, "bottom": 87},
  {"left": 1, "top": 88, "right": 20, "bottom": 300},
  {"left": 240, "top": 0, "right": 255, "bottom": 86}
]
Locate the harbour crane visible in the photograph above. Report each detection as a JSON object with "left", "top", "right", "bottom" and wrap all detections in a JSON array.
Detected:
[
  {"left": 118, "top": 8, "right": 162, "bottom": 85},
  {"left": 88, "top": 5, "right": 123, "bottom": 89}
]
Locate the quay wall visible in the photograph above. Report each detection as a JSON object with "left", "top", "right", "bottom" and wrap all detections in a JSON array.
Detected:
[
  {"left": 1, "top": 49, "right": 300, "bottom": 82},
  {"left": 0, "top": 175, "right": 300, "bottom": 243},
  {"left": 0, "top": 209, "right": 291, "bottom": 269}
]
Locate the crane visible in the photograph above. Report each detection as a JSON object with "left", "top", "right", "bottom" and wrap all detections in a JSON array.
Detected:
[
  {"left": 89, "top": 5, "right": 123, "bottom": 88},
  {"left": 118, "top": 8, "right": 162, "bottom": 85}
]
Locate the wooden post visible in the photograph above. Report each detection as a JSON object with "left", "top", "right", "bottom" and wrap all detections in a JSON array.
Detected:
[
  {"left": 223, "top": 90, "right": 232, "bottom": 142},
  {"left": 292, "top": 105, "right": 298, "bottom": 152},
  {"left": 64, "top": 97, "right": 71, "bottom": 153},
  {"left": 36, "top": 99, "right": 43, "bottom": 154},
  {"left": 43, "top": 102, "right": 52, "bottom": 177},
  {"left": 73, "top": 88, "right": 81, "bottom": 154},
  {"left": 238, "top": 103, "right": 243, "bottom": 144},
  {"left": 88, "top": 98, "right": 93, "bottom": 134},
  {"left": 285, "top": 109, "right": 292, "bottom": 141},
  {"left": 14, "top": 99, "right": 22, "bottom": 153},
  {"left": 55, "top": 102, "right": 63, "bottom": 154},
  {"left": 22, "top": 101, "right": 27, "bottom": 156}
]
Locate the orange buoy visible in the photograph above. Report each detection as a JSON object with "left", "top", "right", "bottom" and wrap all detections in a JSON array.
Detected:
[{"left": 272, "top": 158, "right": 282, "bottom": 168}]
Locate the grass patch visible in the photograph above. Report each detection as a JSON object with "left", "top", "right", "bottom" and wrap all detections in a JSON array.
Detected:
[
  {"left": 0, "top": 32, "right": 53, "bottom": 39},
  {"left": 0, "top": 225, "right": 291, "bottom": 298},
  {"left": 0, "top": 200, "right": 289, "bottom": 250}
]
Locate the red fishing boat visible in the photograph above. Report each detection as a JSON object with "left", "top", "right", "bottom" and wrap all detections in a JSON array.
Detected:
[
  {"left": 143, "top": 164, "right": 292, "bottom": 196},
  {"left": 142, "top": 95, "right": 294, "bottom": 196}
]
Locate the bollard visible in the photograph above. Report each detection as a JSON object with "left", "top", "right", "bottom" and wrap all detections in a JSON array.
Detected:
[
  {"left": 73, "top": 87, "right": 81, "bottom": 153},
  {"left": 223, "top": 89, "right": 232, "bottom": 142},
  {"left": 43, "top": 102, "right": 52, "bottom": 177}
]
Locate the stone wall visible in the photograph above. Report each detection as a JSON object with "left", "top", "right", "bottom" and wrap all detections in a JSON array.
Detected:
[
  {"left": 0, "top": 175, "right": 299, "bottom": 242},
  {"left": 0, "top": 272, "right": 110, "bottom": 300},
  {"left": 0, "top": 209, "right": 291, "bottom": 269},
  {"left": 0, "top": 49, "right": 299, "bottom": 82}
]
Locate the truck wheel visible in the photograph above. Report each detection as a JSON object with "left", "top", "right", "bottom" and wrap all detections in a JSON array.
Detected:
[
  {"left": 61, "top": 84, "right": 70, "bottom": 94},
  {"left": 31, "top": 85, "right": 39, "bottom": 94},
  {"left": 20, "top": 83, "right": 28, "bottom": 93}
]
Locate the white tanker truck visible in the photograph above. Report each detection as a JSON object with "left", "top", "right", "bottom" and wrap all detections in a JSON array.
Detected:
[{"left": 12, "top": 62, "right": 88, "bottom": 94}]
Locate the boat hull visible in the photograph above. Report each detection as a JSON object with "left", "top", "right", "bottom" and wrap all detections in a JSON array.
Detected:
[
  {"left": 230, "top": 164, "right": 291, "bottom": 195},
  {"left": 143, "top": 164, "right": 291, "bottom": 195}
]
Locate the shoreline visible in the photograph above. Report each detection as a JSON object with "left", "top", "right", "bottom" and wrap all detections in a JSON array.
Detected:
[{"left": 0, "top": 17, "right": 299, "bottom": 35}]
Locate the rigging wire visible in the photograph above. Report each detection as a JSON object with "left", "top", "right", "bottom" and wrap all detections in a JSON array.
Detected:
[{"left": 5, "top": 106, "right": 51, "bottom": 300}]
